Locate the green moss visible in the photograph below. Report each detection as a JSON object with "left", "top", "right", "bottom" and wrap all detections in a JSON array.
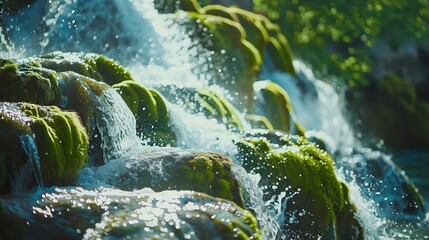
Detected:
[
  {"left": 235, "top": 131, "right": 363, "bottom": 239},
  {"left": 0, "top": 102, "right": 89, "bottom": 192},
  {"left": 112, "top": 80, "right": 176, "bottom": 146},
  {"left": 38, "top": 52, "right": 103, "bottom": 82},
  {"left": 184, "top": 12, "right": 260, "bottom": 107},
  {"left": 161, "top": 152, "right": 244, "bottom": 207},
  {"left": 200, "top": 5, "right": 295, "bottom": 75},
  {"left": 0, "top": 59, "right": 61, "bottom": 105},
  {"left": 264, "top": 22, "right": 295, "bottom": 74},
  {"left": 196, "top": 89, "right": 243, "bottom": 130},
  {"left": 83, "top": 54, "right": 133, "bottom": 85},
  {"left": 38, "top": 52, "right": 133, "bottom": 86},
  {"left": 20, "top": 103, "right": 89, "bottom": 185},
  {"left": 245, "top": 114, "right": 274, "bottom": 131},
  {"left": 254, "top": 80, "right": 304, "bottom": 135}
]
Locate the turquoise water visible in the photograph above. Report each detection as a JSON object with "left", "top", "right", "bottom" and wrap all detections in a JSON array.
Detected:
[{"left": 393, "top": 151, "right": 429, "bottom": 208}]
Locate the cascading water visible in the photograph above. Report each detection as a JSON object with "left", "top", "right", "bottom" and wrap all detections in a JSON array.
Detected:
[
  {"left": 1, "top": 0, "right": 428, "bottom": 239},
  {"left": 263, "top": 58, "right": 429, "bottom": 238}
]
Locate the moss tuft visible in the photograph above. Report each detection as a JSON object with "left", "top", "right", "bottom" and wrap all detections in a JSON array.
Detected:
[
  {"left": 112, "top": 80, "right": 176, "bottom": 146},
  {"left": 21, "top": 103, "right": 89, "bottom": 185},
  {"left": 254, "top": 80, "right": 305, "bottom": 135}
]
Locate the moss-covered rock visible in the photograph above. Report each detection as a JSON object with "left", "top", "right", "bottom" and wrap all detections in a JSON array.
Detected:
[
  {"left": 156, "top": 84, "right": 244, "bottom": 130},
  {"left": 352, "top": 74, "right": 429, "bottom": 148},
  {"left": 184, "top": 12, "right": 260, "bottom": 107},
  {"left": 82, "top": 150, "right": 245, "bottom": 207},
  {"left": 0, "top": 102, "right": 88, "bottom": 191},
  {"left": 37, "top": 52, "right": 133, "bottom": 86},
  {"left": 0, "top": 59, "right": 61, "bottom": 105},
  {"left": 112, "top": 80, "right": 176, "bottom": 146},
  {"left": 245, "top": 114, "right": 274, "bottom": 131},
  {"left": 154, "top": 3, "right": 295, "bottom": 108},
  {"left": 0, "top": 188, "right": 261, "bottom": 239},
  {"left": 235, "top": 130, "right": 363, "bottom": 239},
  {"left": 254, "top": 80, "right": 305, "bottom": 135},
  {"left": 201, "top": 5, "right": 295, "bottom": 74}
]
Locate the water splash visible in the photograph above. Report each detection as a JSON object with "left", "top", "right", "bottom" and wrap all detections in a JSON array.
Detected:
[
  {"left": 262, "top": 60, "right": 355, "bottom": 150},
  {"left": 168, "top": 103, "right": 239, "bottom": 158},
  {"left": 58, "top": 73, "right": 143, "bottom": 163}
]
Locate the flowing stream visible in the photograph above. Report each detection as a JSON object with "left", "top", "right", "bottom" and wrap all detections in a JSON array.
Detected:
[{"left": 1, "top": 0, "right": 428, "bottom": 239}]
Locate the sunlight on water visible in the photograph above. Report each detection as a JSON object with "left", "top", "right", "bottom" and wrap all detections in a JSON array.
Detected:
[{"left": 168, "top": 104, "right": 239, "bottom": 158}]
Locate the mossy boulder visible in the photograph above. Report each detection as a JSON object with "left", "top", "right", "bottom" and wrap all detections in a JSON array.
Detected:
[
  {"left": 336, "top": 147, "right": 426, "bottom": 219},
  {"left": 112, "top": 80, "right": 176, "bottom": 146},
  {"left": 254, "top": 80, "right": 305, "bottom": 135},
  {"left": 156, "top": 84, "right": 244, "bottom": 130},
  {"left": 0, "top": 102, "right": 88, "bottom": 192},
  {"left": 201, "top": 5, "right": 295, "bottom": 74},
  {"left": 36, "top": 51, "right": 134, "bottom": 86},
  {"left": 0, "top": 188, "right": 261, "bottom": 239},
  {"left": 352, "top": 74, "right": 429, "bottom": 148},
  {"left": 182, "top": 12, "right": 260, "bottom": 107},
  {"left": 0, "top": 59, "right": 61, "bottom": 105},
  {"left": 235, "top": 130, "right": 363, "bottom": 239},
  {"left": 81, "top": 150, "right": 245, "bottom": 207}
]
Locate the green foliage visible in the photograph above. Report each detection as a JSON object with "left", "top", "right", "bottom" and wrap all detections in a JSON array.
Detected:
[
  {"left": 253, "top": 0, "right": 429, "bottom": 88},
  {"left": 235, "top": 131, "right": 363, "bottom": 239}
]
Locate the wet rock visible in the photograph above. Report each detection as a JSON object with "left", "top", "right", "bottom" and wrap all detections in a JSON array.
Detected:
[
  {"left": 79, "top": 149, "right": 245, "bottom": 207},
  {"left": 0, "top": 187, "right": 261, "bottom": 239},
  {"left": 336, "top": 147, "right": 426, "bottom": 219},
  {"left": 0, "top": 102, "right": 88, "bottom": 192},
  {"left": 254, "top": 80, "right": 305, "bottom": 135}
]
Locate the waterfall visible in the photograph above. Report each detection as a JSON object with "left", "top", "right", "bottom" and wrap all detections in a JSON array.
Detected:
[
  {"left": 1, "top": 0, "right": 428, "bottom": 239},
  {"left": 58, "top": 73, "right": 143, "bottom": 163},
  {"left": 262, "top": 60, "right": 355, "bottom": 151}
]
